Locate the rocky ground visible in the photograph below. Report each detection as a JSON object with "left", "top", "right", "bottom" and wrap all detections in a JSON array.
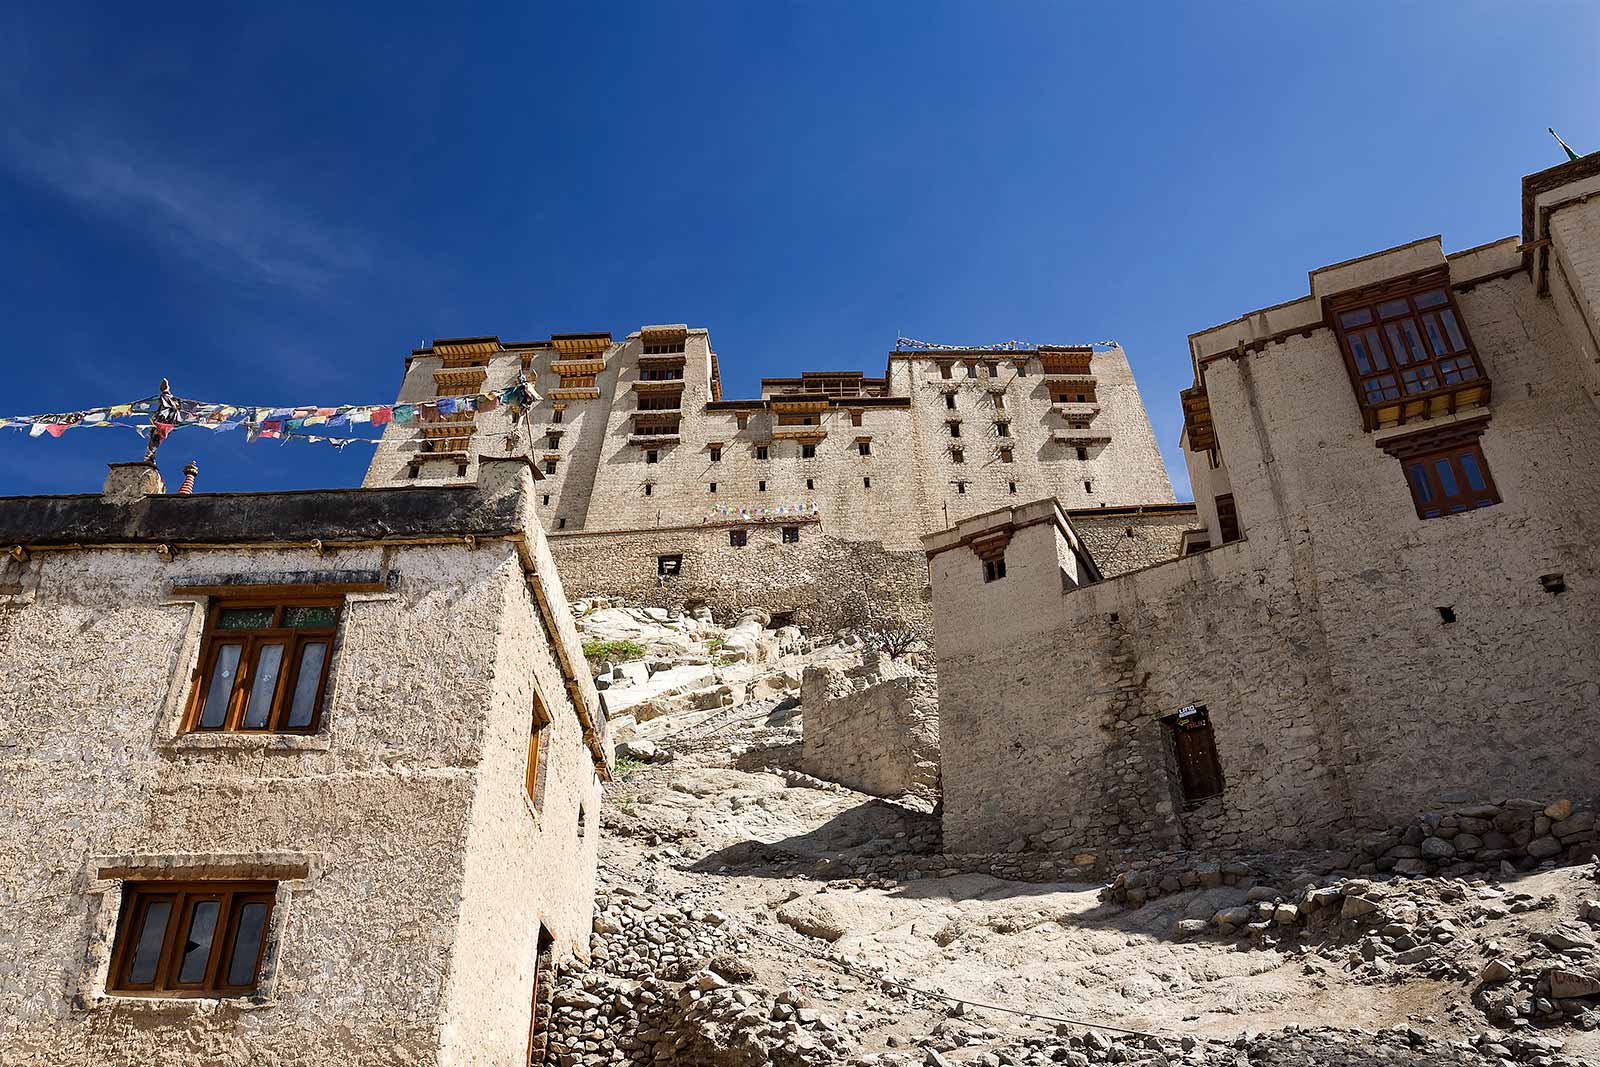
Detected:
[{"left": 546, "top": 602, "right": 1600, "bottom": 1067}]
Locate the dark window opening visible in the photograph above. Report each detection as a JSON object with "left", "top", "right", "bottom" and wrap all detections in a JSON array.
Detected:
[
  {"left": 556, "top": 517, "right": 566, "bottom": 530},
  {"left": 710, "top": 446, "right": 722, "bottom": 462},
  {"left": 755, "top": 446, "right": 769, "bottom": 460},
  {"left": 801, "top": 444, "right": 816, "bottom": 459},
  {"left": 643, "top": 483, "right": 653, "bottom": 496},
  {"left": 956, "top": 481, "right": 968, "bottom": 494},
  {"left": 645, "top": 450, "right": 658, "bottom": 464},
  {"left": 782, "top": 526, "right": 800, "bottom": 544},
  {"left": 952, "top": 448, "right": 964, "bottom": 464},
  {"left": 552, "top": 408, "right": 563, "bottom": 424},
  {"left": 736, "top": 414, "right": 749, "bottom": 429},
  {"left": 949, "top": 422, "right": 961, "bottom": 438},
  {"left": 945, "top": 393, "right": 956, "bottom": 410},
  {"left": 1215, "top": 493, "right": 1242, "bottom": 543},
  {"left": 541, "top": 494, "right": 550, "bottom": 506},
  {"left": 544, "top": 460, "right": 556, "bottom": 475},
  {"left": 966, "top": 364, "right": 976, "bottom": 379},
  {"left": 806, "top": 478, "right": 814, "bottom": 490},
  {"left": 108, "top": 881, "right": 276, "bottom": 997},
  {"left": 850, "top": 411, "right": 863, "bottom": 426},
  {"left": 1540, "top": 573, "right": 1566, "bottom": 595},
  {"left": 1437, "top": 606, "right": 1455, "bottom": 624},
  {"left": 758, "top": 480, "right": 767, "bottom": 492},
  {"left": 657, "top": 555, "right": 682, "bottom": 577},
  {"left": 709, "top": 482, "right": 717, "bottom": 493},
  {"left": 995, "top": 421, "right": 1010, "bottom": 438},
  {"left": 1075, "top": 446, "right": 1088, "bottom": 461},
  {"left": 863, "top": 477, "right": 871, "bottom": 489},
  {"left": 858, "top": 441, "right": 871, "bottom": 456},
  {"left": 1164, "top": 704, "right": 1224, "bottom": 806},
  {"left": 939, "top": 363, "right": 952, "bottom": 380},
  {"left": 1008, "top": 481, "right": 1017, "bottom": 494},
  {"left": 547, "top": 434, "right": 560, "bottom": 450},
  {"left": 457, "top": 464, "right": 468, "bottom": 477},
  {"left": 1084, "top": 480, "right": 1093, "bottom": 494},
  {"left": 983, "top": 557, "right": 1006, "bottom": 582},
  {"left": 729, "top": 529, "right": 747, "bottom": 548}
]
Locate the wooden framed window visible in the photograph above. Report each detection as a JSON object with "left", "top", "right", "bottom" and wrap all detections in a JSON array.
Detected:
[
  {"left": 525, "top": 694, "right": 553, "bottom": 806},
  {"left": 1331, "top": 274, "right": 1486, "bottom": 428},
  {"left": 755, "top": 446, "right": 769, "bottom": 460},
  {"left": 186, "top": 597, "right": 341, "bottom": 734},
  {"left": 995, "top": 421, "right": 1010, "bottom": 438},
  {"left": 781, "top": 526, "right": 800, "bottom": 544},
  {"left": 1164, "top": 704, "right": 1223, "bottom": 806},
  {"left": 735, "top": 414, "right": 749, "bottom": 429},
  {"left": 730, "top": 529, "right": 748, "bottom": 547},
  {"left": 983, "top": 557, "right": 1006, "bottom": 582},
  {"left": 1214, "top": 494, "right": 1241, "bottom": 544},
  {"left": 850, "top": 411, "right": 863, "bottom": 427},
  {"left": 858, "top": 441, "right": 871, "bottom": 457},
  {"left": 710, "top": 446, "right": 722, "bottom": 462},
  {"left": 108, "top": 881, "right": 275, "bottom": 997},
  {"left": 656, "top": 555, "right": 682, "bottom": 577},
  {"left": 801, "top": 443, "right": 816, "bottom": 459},
  {"left": 1382, "top": 427, "right": 1501, "bottom": 520}
]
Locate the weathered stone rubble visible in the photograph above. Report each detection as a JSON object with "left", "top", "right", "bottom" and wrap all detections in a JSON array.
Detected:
[
  {"left": 1102, "top": 799, "right": 1600, "bottom": 909},
  {"left": 545, "top": 883, "right": 863, "bottom": 1066}
]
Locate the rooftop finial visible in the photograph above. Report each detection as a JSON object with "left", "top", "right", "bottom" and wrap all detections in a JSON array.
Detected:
[{"left": 177, "top": 461, "right": 199, "bottom": 495}]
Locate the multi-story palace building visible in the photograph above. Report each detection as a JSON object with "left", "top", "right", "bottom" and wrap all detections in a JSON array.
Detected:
[{"left": 364, "top": 334, "right": 1188, "bottom": 629}]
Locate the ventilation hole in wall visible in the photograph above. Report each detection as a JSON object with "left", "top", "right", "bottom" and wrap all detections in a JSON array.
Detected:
[
  {"left": 1108, "top": 612, "right": 1119, "bottom": 623},
  {"left": 1437, "top": 606, "right": 1455, "bottom": 624},
  {"left": 1539, "top": 573, "right": 1567, "bottom": 595}
]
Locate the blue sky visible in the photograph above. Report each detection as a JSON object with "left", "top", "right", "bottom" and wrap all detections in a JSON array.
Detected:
[{"left": 1, "top": 2, "right": 1594, "bottom": 500}]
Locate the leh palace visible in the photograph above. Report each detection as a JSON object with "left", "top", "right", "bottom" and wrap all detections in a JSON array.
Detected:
[{"left": 2, "top": 157, "right": 1600, "bottom": 1067}]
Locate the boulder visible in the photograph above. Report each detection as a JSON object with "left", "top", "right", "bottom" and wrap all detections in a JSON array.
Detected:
[{"left": 1480, "top": 959, "right": 1516, "bottom": 984}]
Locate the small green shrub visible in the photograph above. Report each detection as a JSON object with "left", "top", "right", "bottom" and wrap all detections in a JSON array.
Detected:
[
  {"left": 614, "top": 755, "right": 647, "bottom": 780},
  {"left": 583, "top": 639, "right": 646, "bottom": 662},
  {"left": 704, "top": 636, "right": 725, "bottom": 652}
]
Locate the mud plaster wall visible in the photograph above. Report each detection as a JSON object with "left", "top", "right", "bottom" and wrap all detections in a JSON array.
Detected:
[{"left": 0, "top": 539, "right": 598, "bottom": 1067}]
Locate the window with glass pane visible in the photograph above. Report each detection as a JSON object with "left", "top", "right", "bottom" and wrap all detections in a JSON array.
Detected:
[
  {"left": 108, "top": 882, "right": 276, "bottom": 996},
  {"left": 186, "top": 597, "right": 341, "bottom": 733},
  {"left": 1398, "top": 441, "right": 1500, "bottom": 519},
  {"left": 1331, "top": 278, "right": 1484, "bottom": 422}
]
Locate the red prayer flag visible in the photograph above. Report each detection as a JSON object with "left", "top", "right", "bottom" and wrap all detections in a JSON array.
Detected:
[{"left": 371, "top": 407, "right": 392, "bottom": 427}]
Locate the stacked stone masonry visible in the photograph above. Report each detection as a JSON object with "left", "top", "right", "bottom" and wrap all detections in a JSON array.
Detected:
[{"left": 798, "top": 652, "right": 941, "bottom": 801}]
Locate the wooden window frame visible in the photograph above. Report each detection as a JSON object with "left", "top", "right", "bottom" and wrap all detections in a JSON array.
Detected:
[
  {"left": 781, "top": 526, "right": 800, "bottom": 544},
  {"left": 1381, "top": 420, "right": 1501, "bottom": 519},
  {"left": 729, "top": 529, "right": 748, "bottom": 547},
  {"left": 107, "top": 881, "right": 276, "bottom": 998},
  {"left": 184, "top": 596, "right": 342, "bottom": 735},
  {"left": 1329, "top": 270, "right": 1487, "bottom": 429},
  {"left": 525, "top": 693, "right": 553, "bottom": 807},
  {"left": 982, "top": 557, "right": 1006, "bottom": 582}
]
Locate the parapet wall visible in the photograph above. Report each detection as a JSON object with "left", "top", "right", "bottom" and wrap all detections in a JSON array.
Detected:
[{"left": 548, "top": 521, "right": 933, "bottom": 638}]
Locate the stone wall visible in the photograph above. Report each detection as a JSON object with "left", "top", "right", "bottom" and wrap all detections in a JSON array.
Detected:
[
  {"left": 927, "top": 221, "right": 1600, "bottom": 866},
  {"left": 0, "top": 463, "right": 606, "bottom": 1066},
  {"left": 799, "top": 653, "right": 940, "bottom": 800},
  {"left": 550, "top": 522, "right": 934, "bottom": 638}
]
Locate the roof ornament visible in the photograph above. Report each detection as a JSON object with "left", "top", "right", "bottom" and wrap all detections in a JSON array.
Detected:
[{"left": 143, "top": 378, "right": 181, "bottom": 463}]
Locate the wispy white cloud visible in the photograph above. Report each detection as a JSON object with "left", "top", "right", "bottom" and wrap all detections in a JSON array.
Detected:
[{"left": 2, "top": 128, "right": 372, "bottom": 295}]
